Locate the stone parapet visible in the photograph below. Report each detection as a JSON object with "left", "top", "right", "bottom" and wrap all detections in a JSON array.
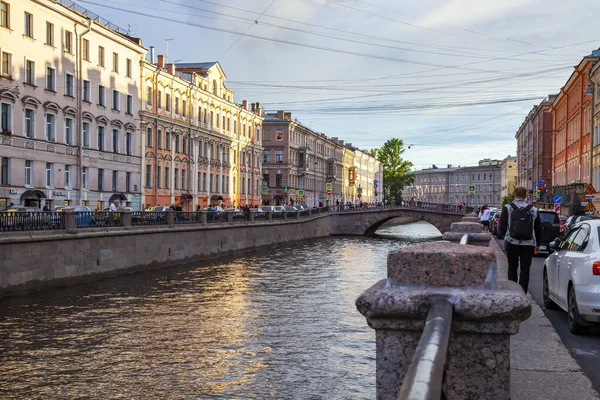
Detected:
[
  {"left": 450, "top": 221, "right": 483, "bottom": 232},
  {"left": 461, "top": 216, "right": 480, "bottom": 223},
  {"left": 441, "top": 232, "right": 492, "bottom": 247}
]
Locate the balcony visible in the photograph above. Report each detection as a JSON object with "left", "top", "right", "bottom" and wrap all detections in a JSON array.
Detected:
[{"left": 299, "top": 169, "right": 309, "bottom": 176}]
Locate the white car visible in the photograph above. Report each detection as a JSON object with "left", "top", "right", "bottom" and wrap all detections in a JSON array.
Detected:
[{"left": 543, "top": 219, "right": 600, "bottom": 334}]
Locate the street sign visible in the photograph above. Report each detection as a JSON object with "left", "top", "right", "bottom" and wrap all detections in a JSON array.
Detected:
[
  {"left": 325, "top": 182, "right": 333, "bottom": 191},
  {"left": 554, "top": 203, "right": 561, "bottom": 215},
  {"left": 357, "top": 187, "right": 363, "bottom": 194},
  {"left": 586, "top": 194, "right": 596, "bottom": 200},
  {"left": 298, "top": 189, "right": 305, "bottom": 197},
  {"left": 261, "top": 186, "right": 268, "bottom": 194},
  {"left": 357, "top": 193, "right": 362, "bottom": 198},
  {"left": 586, "top": 201, "right": 597, "bottom": 212},
  {"left": 537, "top": 179, "right": 544, "bottom": 185},
  {"left": 534, "top": 189, "right": 541, "bottom": 199},
  {"left": 468, "top": 184, "right": 476, "bottom": 194},
  {"left": 584, "top": 184, "right": 598, "bottom": 195},
  {"left": 537, "top": 185, "right": 543, "bottom": 191},
  {"left": 553, "top": 195, "right": 562, "bottom": 204},
  {"left": 327, "top": 189, "right": 331, "bottom": 195}
]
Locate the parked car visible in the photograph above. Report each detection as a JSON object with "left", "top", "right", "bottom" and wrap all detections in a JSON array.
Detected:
[
  {"left": 261, "top": 206, "right": 276, "bottom": 213},
  {"left": 55, "top": 205, "right": 95, "bottom": 227},
  {"left": 487, "top": 210, "right": 500, "bottom": 236},
  {"left": 284, "top": 206, "right": 298, "bottom": 212},
  {"left": 564, "top": 215, "right": 593, "bottom": 235},
  {"left": 491, "top": 212, "right": 502, "bottom": 238},
  {"left": 537, "top": 210, "right": 561, "bottom": 253},
  {"left": 543, "top": 219, "right": 600, "bottom": 334},
  {"left": 273, "top": 206, "right": 285, "bottom": 213},
  {"left": 559, "top": 215, "right": 568, "bottom": 237},
  {"left": 0, "top": 207, "right": 53, "bottom": 229}
]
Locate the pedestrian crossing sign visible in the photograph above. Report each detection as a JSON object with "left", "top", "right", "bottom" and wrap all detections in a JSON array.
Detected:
[
  {"left": 298, "top": 189, "right": 305, "bottom": 197},
  {"left": 468, "top": 184, "right": 476, "bottom": 194},
  {"left": 584, "top": 184, "right": 598, "bottom": 195}
]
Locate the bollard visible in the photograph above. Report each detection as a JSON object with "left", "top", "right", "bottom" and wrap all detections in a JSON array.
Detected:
[
  {"left": 166, "top": 209, "right": 175, "bottom": 227},
  {"left": 308, "top": 209, "right": 312, "bottom": 217},
  {"left": 283, "top": 211, "right": 288, "bottom": 220},
  {"left": 122, "top": 210, "right": 132, "bottom": 230},
  {"left": 63, "top": 209, "right": 77, "bottom": 234},
  {"left": 356, "top": 242, "right": 530, "bottom": 400},
  {"left": 267, "top": 211, "right": 273, "bottom": 221},
  {"left": 201, "top": 211, "right": 208, "bottom": 225},
  {"left": 295, "top": 211, "right": 300, "bottom": 219},
  {"left": 227, "top": 211, "right": 234, "bottom": 224},
  {"left": 249, "top": 211, "right": 255, "bottom": 222}
]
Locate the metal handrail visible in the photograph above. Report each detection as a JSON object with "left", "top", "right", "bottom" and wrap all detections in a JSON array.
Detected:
[
  {"left": 459, "top": 234, "right": 469, "bottom": 245},
  {"left": 397, "top": 298, "right": 454, "bottom": 400}
]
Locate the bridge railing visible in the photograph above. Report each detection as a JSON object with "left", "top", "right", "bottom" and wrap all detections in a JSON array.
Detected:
[{"left": 331, "top": 201, "right": 469, "bottom": 213}]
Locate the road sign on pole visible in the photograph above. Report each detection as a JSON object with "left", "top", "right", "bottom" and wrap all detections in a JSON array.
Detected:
[
  {"left": 534, "top": 189, "right": 541, "bottom": 199},
  {"left": 554, "top": 203, "right": 561, "bottom": 215},
  {"left": 553, "top": 195, "right": 562, "bottom": 204},
  {"left": 357, "top": 193, "right": 362, "bottom": 199},
  {"left": 468, "top": 184, "right": 476, "bottom": 194}
]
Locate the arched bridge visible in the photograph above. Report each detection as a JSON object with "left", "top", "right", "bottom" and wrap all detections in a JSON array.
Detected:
[{"left": 329, "top": 203, "right": 467, "bottom": 236}]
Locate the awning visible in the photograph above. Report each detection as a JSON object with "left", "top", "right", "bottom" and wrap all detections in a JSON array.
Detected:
[
  {"left": 180, "top": 193, "right": 193, "bottom": 200},
  {"left": 109, "top": 193, "right": 128, "bottom": 203},
  {"left": 20, "top": 190, "right": 46, "bottom": 200},
  {"left": 210, "top": 195, "right": 224, "bottom": 201}
]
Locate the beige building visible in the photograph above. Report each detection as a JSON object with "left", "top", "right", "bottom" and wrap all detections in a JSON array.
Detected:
[
  {"left": 590, "top": 59, "right": 600, "bottom": 212},
  {"left": 500, "top": 156, "right": 518, "bottom": 199},
  {"left": 140, "top": 57, "right": 263, "bottom": 209},
  {"left": 0, "top": 0, "right": 146, "bottom": 210}
]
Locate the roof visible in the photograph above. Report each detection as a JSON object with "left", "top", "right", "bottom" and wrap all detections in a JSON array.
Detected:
[
  {"left": 175, "top": 62, "right": 218, "bottom": 70},
  {"left": 416, "top": 168, "right": 460, "bottom": 174}
]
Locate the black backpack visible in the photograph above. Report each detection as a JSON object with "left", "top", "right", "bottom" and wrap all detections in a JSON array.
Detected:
[{"left": 509, "top": 203, "right": 533, "bottom": 240}]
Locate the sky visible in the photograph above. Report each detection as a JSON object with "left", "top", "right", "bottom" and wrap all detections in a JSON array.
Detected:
[{"left": 74, "top": 0, "right": 600, "bottom": 170}]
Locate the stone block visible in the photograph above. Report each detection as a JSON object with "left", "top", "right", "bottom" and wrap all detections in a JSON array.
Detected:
[
  {"left": 441, "top": 232, "right": 492, "bottom": 247},
  {"left": 450, "top": 221, "right": 483, "bottom": 232},
  {"left": 461, "top": 216, "right": 480, "bottom": 223},
  {"left": 387, "top": 242, "right": 494, "bottom": 287}
]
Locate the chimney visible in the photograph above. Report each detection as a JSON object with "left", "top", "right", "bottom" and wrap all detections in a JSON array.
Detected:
[
  {"left": 276, "top": 110, "right": 285, "bottom": 119},
  {"left": 242, "top": 100, "right": 248, "bottom": 110},
  {"left": 157, "top": 55, "right": 165, "bottom": 68},
  {"left": 284, "top": 112, "right": 292, "bottom": 121},
  {"left": 255, "top": 102, "right": 261, "bottom": 116},
  {"left": 447, "top": 164, "right": 453, "bottom": 168},
  {"left": 149, "top": 46, "right": 155, "bottom": 64},
  {"left": 167, "top": 63, "right": 176, "bottom": 75},
  {"left": 251, "top": 103, "right": 256, "bottom": 112}
]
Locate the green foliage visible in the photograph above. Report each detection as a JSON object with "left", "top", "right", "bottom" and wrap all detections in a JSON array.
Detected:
[
  {"left": 370, "top": 138, "right": 414, "bottom": 204},
  {"left": 501, "top": 195, "right": 513, "bottom": 207}
]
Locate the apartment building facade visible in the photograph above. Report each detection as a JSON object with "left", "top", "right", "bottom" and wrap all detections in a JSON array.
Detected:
[
  {"left": 140, "top": 58, "right": 263, "bottom": 209},
  {"left": 0, "top": 0, "right": 146, "bottom": 210},
  {"left": 500, "top": 156, "right": 518, "bottom": 199}
]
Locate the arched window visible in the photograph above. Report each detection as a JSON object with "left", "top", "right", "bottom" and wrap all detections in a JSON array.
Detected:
[{"left": 213, "top": 80, "right": 218, "bottom": 95}]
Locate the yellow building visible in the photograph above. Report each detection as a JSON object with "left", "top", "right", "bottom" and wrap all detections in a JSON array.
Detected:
[
  {"left": 140, "top": 56, "right": 263, "bottom": 209},
  {"left": 500, "top": 156, "right": 518, "bottom": 199}
]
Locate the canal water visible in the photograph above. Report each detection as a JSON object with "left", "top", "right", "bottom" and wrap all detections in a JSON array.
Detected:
[{"left": 0, "top": 222, "right": 441, "bottom": 399}]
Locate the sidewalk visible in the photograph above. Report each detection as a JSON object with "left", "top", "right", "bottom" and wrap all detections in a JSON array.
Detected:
[{"left": 489, "top": 239, "right": 600, "bottom": 400}]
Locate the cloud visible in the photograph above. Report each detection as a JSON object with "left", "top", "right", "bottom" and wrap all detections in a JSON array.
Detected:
[{"left": 420, "top": 0, "right": 539, "bottom": 29}]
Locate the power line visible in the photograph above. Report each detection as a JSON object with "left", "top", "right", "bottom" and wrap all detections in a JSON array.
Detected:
[{"left": 219, "top": 0, "right": 276, "bottom": 58}]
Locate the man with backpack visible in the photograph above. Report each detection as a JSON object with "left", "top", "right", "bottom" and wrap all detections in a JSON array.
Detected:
[{"left": 498, "top": 186, "right": 542, "bottom": 294}]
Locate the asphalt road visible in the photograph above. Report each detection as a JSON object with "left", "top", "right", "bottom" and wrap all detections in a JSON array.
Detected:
[{"left": 495, "top": 238, "right": 600, "bottom": 393}]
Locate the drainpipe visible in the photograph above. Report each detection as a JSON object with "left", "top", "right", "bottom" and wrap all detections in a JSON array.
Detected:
[
  {"left": 188, "top": 79, "right": 194, "bottom": 210},
  {"left": 76, "top": 18, "right": 92, "bottom": 205},
  {"left": 152, "top": 64, "right": 160, "bottom": 205}
]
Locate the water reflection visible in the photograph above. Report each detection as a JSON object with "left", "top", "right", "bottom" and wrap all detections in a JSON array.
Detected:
[{"left": 0, "top": 222, "right": 436, "bottom": 399}]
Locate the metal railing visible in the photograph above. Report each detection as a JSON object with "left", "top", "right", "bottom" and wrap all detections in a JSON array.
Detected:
[
  {"left": 0, "top": 211, "right": 64, "bottom": 232},
  {"left": 131, "top": 211, "right": 167, "bottom": 226}
]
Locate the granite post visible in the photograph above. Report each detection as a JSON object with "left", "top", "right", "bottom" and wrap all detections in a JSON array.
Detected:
[
  {"left": 63, "top": 209, "right": 77, "bottom": 234},
  {"left": 166, "top": 209, "right": 175, "bottom": 227},
  {"left": 356, "top": 242, "right": 531, "bottom": 400},
  {"left": 441, "top": 221, "right": 491, "bottom": 247}
]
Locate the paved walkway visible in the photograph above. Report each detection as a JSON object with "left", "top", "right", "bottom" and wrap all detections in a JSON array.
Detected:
[{"left": 489, "top": 239, "right": 600, "bottom": 400}]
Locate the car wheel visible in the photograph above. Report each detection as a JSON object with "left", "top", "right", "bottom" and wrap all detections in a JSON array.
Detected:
[
  {"left": 567, "top": 286, "right": 588, "bottom": 335},
  {"left": 542, "top": 269, "right": 557, "bottom": 310}
]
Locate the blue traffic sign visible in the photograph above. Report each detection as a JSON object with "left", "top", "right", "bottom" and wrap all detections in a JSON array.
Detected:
[
  {"left": 537, "top": 179, "right": 545, "bottom": 186},
  {"left": 553, "top": 195, "right": 562, "bottom": 204}
]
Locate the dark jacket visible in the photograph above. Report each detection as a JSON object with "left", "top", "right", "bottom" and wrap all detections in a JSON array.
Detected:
[{"left": 499, "top": 199, "right": 542, "bottom": 247}]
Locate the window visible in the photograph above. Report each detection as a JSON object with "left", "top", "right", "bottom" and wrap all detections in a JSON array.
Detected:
[
  {"left": 25, "top": 160, "right": 32, "bottom": 187},
  {"left": 174, "top": 168, "right": 179, "bottom": 190},
  {"left": 45, "top": 22, "right": 54, "bottom": 46},
  {"left": 24, "top": 108, "right": 34, "bottom": 138},
  {"left": 157, "top": 165, "right": 161, "bottom": 188},
  {"left": 98, "top": 46, "right": 105, "bottom": 67},
  {"left": 182, "top": 136, "right": 187, "bottom": 154},
  {"left": 146, "top": 86, "right": 152, "bottom": 105},
  {"left": 126, "top": 94, "right": 132, "bottom": 114},
  {"left": 82, "top": 167, "right": 88, "bottom": 189},
  {"left": 182, "top": 169, "right": 186, "bottom": 190},
  {"left": 112, "top": 129, "right": 119, "bottom": 153},
  {"left": 65, "top": 117, "right": 73, "bottom": 145},
  {"left": 126, "top": 58, "right": 132, "bottom": 78},
  {"left": 112, "top": 171, "right": 118, "bottom": 191},
  {"left": 46, "top": 163, "right": 53, "bottom": 187},
  {"left": 98, "top": 169, "right": 104, "bottom": 191},
  {"left": 24, "top": 12, "right": 33, "bottom": 38},
  {"left": 276, "top": 174, "right": 282, "bottom": 187},
  {"left": 97, "top": 126, "right": 105, "bottom": 151},
  {"left": 46, "top": 66, "right": 55, "bottom": 91},
  {"left": 82, "top": 38, "right": 89, "bottom": 61},
  {"left": 276, "top": 149, "right": 283, "bottom": 163},
  {"left": 112, "top": 52, "right": 118, "bottom": 73},
  {"left": 83, "top": 80, "right": 90, "bottom": 102},
  {"left": 158, "top": 90, "right": 162, "bottom": 109},
  {"left": 1, "top": 157, "right": 9, "bottom": 185},
  {"left": 126, "top": 172, "right": 131, "bottom": 192},
  {"left": 82, "top": 121, "right": 90, "bottom": 148},
  {"left": 165, "top": 93, "right": 170, "bottom": 112},
  {"left": 25, "top": 60, "right": 35, "bottom": 84},
  {"left": 65, "top": 73, "right": 74, "bottom": 97},
  {"left": 276, "top": 130, "right": 283, "bottom": 141},
  {"left": 166, "top": 132, "right": 171, "bottom": 150},
  {"left": 98, "top": 85, "right": 105, "bottom": 106},
  {"left": 263, "top": 150, "right": 271, "bottom": 163},
  {"left": 175, "top": 135, "right": 180, "bottom": 152},
  {"left": 64, "top": 165, "right": 71, "bottom": 188},
  {"left": 45, "top": 114, "right": 55, "bottom": 141},
  {"left": 182, "top": 100, "right": 187, "bottom": 117},
  {"left": 126, "top": 132, "right": 132, "bottom": 155},
  {"left": 112, "top": 90, "right": 120, "bottom": 111},
  {"left": 165, "top": 167, "right": 170, "bottom": 189},
  {"left": 145, "top": 165, "right": 152, "bottom": 187},
  {"left": 157, "top": 129, "right": 162, "bottom": 149},
  {"left": 0, "top": 1, "right": 9, "bottom": 28},
  {"left": 65, "top": 31, "right": 73, "bottom": 53},
  {"left": 0, "top": 51, "right": 10, "bottom": 77},
  {"left": 263, "top": 174, "right": 269, "bottom": 186},
  {"left": 175, "top": 97, "right": 179, "bottom": 115},
  {"left": 146, "top": 127, "right": 152, "bottom": 147}
]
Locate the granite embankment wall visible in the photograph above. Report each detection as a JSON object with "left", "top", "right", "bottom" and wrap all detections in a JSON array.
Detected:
[{"left": 0, "top": 215, "right": 332, "bottom": 296}]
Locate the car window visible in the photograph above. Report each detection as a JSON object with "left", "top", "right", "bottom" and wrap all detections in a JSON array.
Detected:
[
  {"left": 569, "top": 224, "right": 591, "bottom": 251},
  {"left": 539, "top": 212, "right": 559, "bottom": 224},
  {"left": 560, "top": 227, "right": 580, "bottom": 250}
]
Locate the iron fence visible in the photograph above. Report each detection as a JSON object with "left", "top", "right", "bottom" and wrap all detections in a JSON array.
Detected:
[
  {"left": 132, "top": 211, "right": 167, "bottom": 226},
  {"left": 0, "top": 211, "right": 64, "bottom": 232},
  {"left": 89, "top": 211, "right": 123, "bottom": 227},
  {"left": 206, "top": 211, "right": 228, "bottom": 224}
]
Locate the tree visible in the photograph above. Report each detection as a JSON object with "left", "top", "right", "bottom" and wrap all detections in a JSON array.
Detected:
[
  {"left": 371, "top": 138, "right": 414, "bottom": 204},
  {"left": 501, "top": 194, "right": 513, "bottom": 207}
]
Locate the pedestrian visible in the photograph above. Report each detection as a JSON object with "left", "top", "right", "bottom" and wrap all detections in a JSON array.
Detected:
[
  {"left": 109, "top": 200, "right": 118, "bottom": 225},
  {"left": 43, "top": 203, "right": 50, "bottom": 212},
  {"left": 479, "top": 204, "right": 491, "bottom": 232},
  {"left": 110, "top": 200, "right": 118, "bottom": 212},
  {"left": 458, "top": 202, "right": 464, "bottom": 212},
  {"left": 498, "top": 186, "right": 542, "bottom": 294}
]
